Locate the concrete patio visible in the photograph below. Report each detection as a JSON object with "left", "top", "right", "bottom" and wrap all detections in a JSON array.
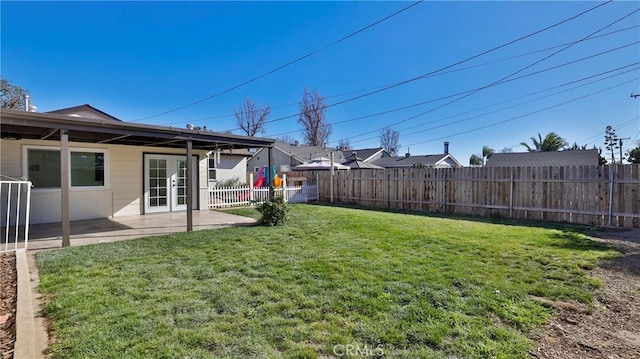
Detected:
[{"left": 15, "top": 210, "right": 256, "bottom": 251}]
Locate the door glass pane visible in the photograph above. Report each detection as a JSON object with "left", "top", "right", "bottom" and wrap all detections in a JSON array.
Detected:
[
  {"left": 176, "top": 160, "right": 187, "bottom": 207},
  {"left": 148, "top": 158, "right": 168, "bottom": 208}
]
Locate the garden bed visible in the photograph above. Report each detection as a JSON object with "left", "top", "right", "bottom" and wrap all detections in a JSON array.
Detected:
[{"left": 0, "top": 252, "right": 17, "bottom": 359}]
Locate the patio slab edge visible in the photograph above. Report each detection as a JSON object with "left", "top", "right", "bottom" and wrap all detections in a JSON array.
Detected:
[
  {"left": 14, "top": 249, "right": 48, "bottom": 359},
  {"left": 14, "top": 248, "right": 36, "bottom": 358}
]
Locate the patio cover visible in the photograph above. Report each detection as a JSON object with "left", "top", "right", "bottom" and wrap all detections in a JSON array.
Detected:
[
  {"left": 0, "top": 108, "right": 276, "bottom": 246},
  {"left": 292, "top": 157, "right": 350, "bottom": 170}
]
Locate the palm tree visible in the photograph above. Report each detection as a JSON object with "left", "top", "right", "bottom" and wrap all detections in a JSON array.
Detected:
[
  {"left": 482, "top": 146, "right": 494, "bottom": 165},
  {"left": 520, "top": 132, "right": 567, "bottom": 152}
]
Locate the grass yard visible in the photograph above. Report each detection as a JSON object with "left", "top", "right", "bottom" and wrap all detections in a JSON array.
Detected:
[{"left": 37, "top": 204, "right": 616, "bottom": 358}]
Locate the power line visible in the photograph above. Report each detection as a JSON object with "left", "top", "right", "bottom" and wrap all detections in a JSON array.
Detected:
[
  {"left": 157, "top": 24, "right": 640, "bottom": 127},
  {"left": 577, "top": 115, "right": 640, "bottom": 145},
  {"left": 346, "top": 66, "right": 640, "bottom": 146},
  {"left": 339, "top": 42, "right": 639, "bottom": 143},
  {"left": 134, "top": 1, "right": 423, "bottom": 122},
  {"left": 403, "top": 78, "right": 638, "bottom": 148},
  {"left": 266, "top": 61, "right": 639, "bottom": 140},
  {"left": 224, "top": 1, "right": 621, "bottom": 133},
  {"left": 338, "top": 8, "right": 640, "bottom": 144}
]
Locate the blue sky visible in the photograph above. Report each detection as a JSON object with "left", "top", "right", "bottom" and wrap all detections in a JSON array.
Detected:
[{"left": 2, "top": 1, "right": 639, "bottom": 163}]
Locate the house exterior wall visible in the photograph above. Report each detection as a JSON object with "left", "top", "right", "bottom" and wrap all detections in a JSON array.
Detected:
[
  {"left": 215, "top": 155, "right": 248, "bottom": 185},
  {"left": 0, "top": 138, "right": 208, "bottom": 224},
  {"left": 434, "top": 158, "right": 460, "bottom": 168},
  {"left": 247, "top": 148, "right": 302, "bottom": 175}
]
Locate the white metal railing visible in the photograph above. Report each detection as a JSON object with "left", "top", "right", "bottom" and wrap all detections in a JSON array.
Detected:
[
  {"left": 208, "top": 174, "right": 319, "bottom": 209},
  {"left": 1, "top": 180, "right": 32, "bottom": 252}
]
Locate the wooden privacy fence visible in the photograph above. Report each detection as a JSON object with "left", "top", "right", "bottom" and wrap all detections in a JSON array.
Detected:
[{"left": 298, "top": 165, "right": 640, "bottom": 228}]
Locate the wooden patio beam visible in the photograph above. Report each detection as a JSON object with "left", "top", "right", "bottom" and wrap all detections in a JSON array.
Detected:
[
  {"left": 60, "top": 129, "right": 70, "bottom": 247},
  {"left": 186, "top": 139, "right": 193, "bottom": 232}
]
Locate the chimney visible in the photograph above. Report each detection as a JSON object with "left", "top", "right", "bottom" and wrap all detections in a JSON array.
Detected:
[
  {"left": 294, "top": 140, "right": 300, "bottom": 147},
  {"left": 24, "top": 94, "right": 30, "bottom": 111},
  {"left": 405, "top": 147, "right": 410, "bottom": 158},
  {"left": 444, "top": 141, "right": 449, "bottom": 154}
]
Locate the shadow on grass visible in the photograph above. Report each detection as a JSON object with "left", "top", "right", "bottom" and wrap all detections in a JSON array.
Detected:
[
  {"left": 307, "top": 201, "right": 603, "bottom": 233},
  {"left": 545, "top": 230, "right": 612, "bottom": 252}
]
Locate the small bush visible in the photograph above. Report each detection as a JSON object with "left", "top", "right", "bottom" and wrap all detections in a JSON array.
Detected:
[{"left": 256, "top": 196, "right": 289, "bottom": 226}]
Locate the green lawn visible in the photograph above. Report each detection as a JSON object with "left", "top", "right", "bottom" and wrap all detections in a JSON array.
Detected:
[{"left": 37, "top": 204, "right": 616, "bottom": 358}]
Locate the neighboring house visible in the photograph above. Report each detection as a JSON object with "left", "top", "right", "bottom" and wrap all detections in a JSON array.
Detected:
[
  {"left": 0, "top": 106, "right": 273, "bottom": 227},
  {"left": 47, "top": 104, "right": 123, "bottom": 121},
  {"left": 485, "top": 149, "right": 599, "bottom": 167},
  {"left": 372, "top": 143, "right": 462, "bottom": 169},
  {"left": 207, "top": 148, "right": 253, "bottom": 186},
  {"left": 247, "top": 141, "right": 346, "bottom": 174},
  {"left": 344, "top": 147, "right": 390, "bottom": 163},
  {"left": 373, "top": 153, "right": 462, "bottom": 169}
]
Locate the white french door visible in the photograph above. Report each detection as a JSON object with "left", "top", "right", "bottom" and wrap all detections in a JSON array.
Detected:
[{"left": 144, "top": 155, "right": 197, "bottom": 213}]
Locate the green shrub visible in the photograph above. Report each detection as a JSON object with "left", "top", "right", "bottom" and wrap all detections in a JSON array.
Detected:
[{"left": 256, "top": 196, "right": 289, "bottom": 226}]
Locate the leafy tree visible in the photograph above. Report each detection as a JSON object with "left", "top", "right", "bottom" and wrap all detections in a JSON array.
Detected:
[
  {"left": 380, "top": 127, "right": 400, "bottom": 156},
  {"left": 469, "top": 154, "right": 482, "bottom": 166},
  {"left": 482, "top": 146, "right": 494, "bottom": 165},
  {"left": 1, "top": 77, "right": 31, "bottom": 109},
  {"left": 627, "top": 147, "right": 640, "bottom": 164},
  {"left": 235, "top": 98, "right": 270, "bottom": 137},
  {"left": 520, "top": 132, "right": 567, "bottom": 152},
  {"left": 298, "top": 86, "right": 331, "bottom": 146}
]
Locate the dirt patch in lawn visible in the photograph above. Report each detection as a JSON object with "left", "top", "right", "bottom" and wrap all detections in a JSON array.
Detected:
[
  {"left": 529, "top": 228, "right": 640, "bottom": 359},
  {"left": 0, "top": 252, "right": 17, "bottom": 359}
]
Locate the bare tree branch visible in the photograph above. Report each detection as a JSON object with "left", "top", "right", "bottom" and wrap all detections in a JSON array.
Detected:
[
  {"left": 380, "top": 127, "right": 400, "bottom": 156},
  {"left": 298, "top": 86, "right": 331, "bottom": 146},
  {"left": 234, "top": 98, "right": 270, "bottom": 137}
]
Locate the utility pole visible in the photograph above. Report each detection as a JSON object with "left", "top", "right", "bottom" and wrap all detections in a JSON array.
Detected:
[{"left": 619, "top": 137, "right": 631, "bottom": 163}]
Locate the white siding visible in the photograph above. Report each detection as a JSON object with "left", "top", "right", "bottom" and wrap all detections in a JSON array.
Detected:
[
  {"left": 215, "top": 155, "right": 248, "bottom": 184},
  {"left": 0, "top": 138, "right": 208, "bottom": 224}
]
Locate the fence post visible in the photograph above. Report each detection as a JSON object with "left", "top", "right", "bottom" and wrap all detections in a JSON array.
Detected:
[
  {"left": 509, "top": 172, "right": 514, "bottom": 219},
  {"left": 608, "top": 168, "right": 615, "bottom": 226},
  {"left": 249, "top": 173, "right": 254, "bottom": 204},
  {"left": 386, "top": 172, "right": 391, "bottom": 208},
  {"left": 282, "top": 174, "right": 287, "bottom": 202},
  {"left": 4, "top": 183, "right": 11, "bottom": 251}
]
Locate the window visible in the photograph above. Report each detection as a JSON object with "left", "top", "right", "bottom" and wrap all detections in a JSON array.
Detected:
[
  {"left": 208, "top": 156, "right": 217, "bottom": 185},
  {"left": 71, "top": 152, "right": 104, "bottom": 187},
  {"left": 25, "top": 147, "right": 106, "bottom": 189}
]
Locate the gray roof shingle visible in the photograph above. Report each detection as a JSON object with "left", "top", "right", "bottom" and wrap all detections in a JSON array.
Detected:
[
  {"left": 274, "top": 142, "right": 346, "bottom": 163},
  {"left": 373, "top": 154, "right": 454, "bottom": 168},
  {"left": 485, "top": 149, "right": 599, "bottom": 167}
]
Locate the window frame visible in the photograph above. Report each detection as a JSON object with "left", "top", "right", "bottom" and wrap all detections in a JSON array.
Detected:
[
  {"left": 22, "top": 145, "right": 109, "bottom": 191},
  {"left": 207, "top": 153, "right": 217, "bottom": 186}
]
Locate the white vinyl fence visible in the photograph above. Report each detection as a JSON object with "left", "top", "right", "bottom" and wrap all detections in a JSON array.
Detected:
[
  {"left": 1, "top": 179, "right": 32, "bottom": 252},
  {"left": 209, "top": 174, "right": 318, "bottom": 209}
]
